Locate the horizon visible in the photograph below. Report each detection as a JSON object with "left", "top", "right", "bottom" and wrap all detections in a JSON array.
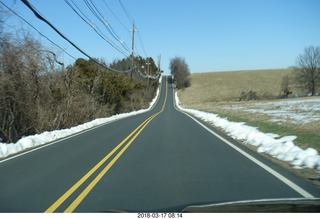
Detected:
[{"left": 190, "top": 67, "right": 294, "bottom": 74}]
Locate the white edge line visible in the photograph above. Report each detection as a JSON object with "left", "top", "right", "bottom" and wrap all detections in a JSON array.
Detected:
[
  {"left": 172, "top": 88, "right": 314, "bottom": 199},
  {"left": 0, "top": 76, "right": 164, "bottom": 164}
]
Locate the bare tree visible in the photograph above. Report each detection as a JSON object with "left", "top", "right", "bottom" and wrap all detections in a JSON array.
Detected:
[
  {"left": 294, "top": 46, "right": 320, "bottom": 96},
  {"left": 0, "top": 30, "right": 66, "bottom": 142},
  {"left": 0, "top": 34, "right": 34, "bottom": 142},
  {"left": 169, "top": 56, "right": 191, "bottom": 89},
  {"left": 0, "top": 21, "right": 158, "bottom": 143}
]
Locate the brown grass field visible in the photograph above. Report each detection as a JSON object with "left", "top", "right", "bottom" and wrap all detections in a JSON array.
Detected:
[{"left": 179, "top": 68, "right": 297, "bottom": 106}]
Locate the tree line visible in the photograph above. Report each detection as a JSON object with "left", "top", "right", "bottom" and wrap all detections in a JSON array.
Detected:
[{"left": 0, "top": 29, "right": 159, "bottom": 143}]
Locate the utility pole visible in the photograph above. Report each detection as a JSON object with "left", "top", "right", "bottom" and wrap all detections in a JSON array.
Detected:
[
  {"left": 146, "top": 57, "right": 151, "bottom": 75},
  {"left": 130, "top": 21, "right": 137, "bottom": 79},
  {"left": 145, "top": 57, "right": 151, "bottom": 88},
  {"left": 158, "top": 54, "right": 161, "bottom": 74}
]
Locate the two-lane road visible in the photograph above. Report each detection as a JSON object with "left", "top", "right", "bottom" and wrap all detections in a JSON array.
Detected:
[{"left": 0, "top": 76, "right": 319, "bottom": 212}]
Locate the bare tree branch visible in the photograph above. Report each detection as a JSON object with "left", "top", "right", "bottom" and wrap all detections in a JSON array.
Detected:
[{"left": 294, "top": 45, "right": 320, "bottom": 96}]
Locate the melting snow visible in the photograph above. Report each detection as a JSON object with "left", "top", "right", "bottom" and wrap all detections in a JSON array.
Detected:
[
  {"left": 175, "top": 92, "right": 320, "bottom": 171},
  {"left": 223, "top": 98, "right": 320, "bottom": 124}
]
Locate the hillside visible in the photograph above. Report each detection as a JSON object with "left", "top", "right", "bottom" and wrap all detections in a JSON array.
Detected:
[{"left": 179, "top": 69, "right": 296, "bottom": 106}]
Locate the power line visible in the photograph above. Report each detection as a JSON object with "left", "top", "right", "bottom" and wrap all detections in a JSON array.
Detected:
[
  {"left": 16, "top": 0, "right": 161, "bottom": 79},
  {"left": 116, "top": 1, "right": 151, "bottom": 74},
  {"left": 65, "top": 0, "right": 129, "bottom": 57},
  {"left": 118, "top": 0, "right": 133, "bottom": 24},
  {"left": 137, "top": 31, "right": 148, "bottom": 58},
  {"left": 96, "top": 0, "right": 131, "bottom": 52},
  {"left": 102, "top": 0, "right": 129, "bottom": 32},
  {"left": 0, "top": 0, "right": 76, "bottom": 61},
  {"left": 83, "top": 0, "right": 131, "bottom": 53},
  {"left": 20, "top": 0, "right": 134, "bottom": 74},
  {"left": 116, "top": 1, "right": 151, "bottom": 70},
  {"left": 110, "top": 1, "right": 160, "bottom": 79}
]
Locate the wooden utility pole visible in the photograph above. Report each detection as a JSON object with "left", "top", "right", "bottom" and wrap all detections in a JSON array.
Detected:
[
  {"left": 146, "top": 57, "right": 151, "bottom": 74},
  {"left": 158, "top": 54, "right": 161, "bottom": 74},
  {"left": 130, "top": 21, "right": 137, "bottom": 79}
]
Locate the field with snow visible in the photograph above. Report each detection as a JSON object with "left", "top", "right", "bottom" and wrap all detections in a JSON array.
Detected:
[
  {"left": 221, "top": 97, "right": 320, "bottom": 125},
  {"left": 175, "top": 93, "right": 320, "bottom": 172},
  {"left": 177, "top": 70, "right": 320, "bottom": 176},
  {"left": 190, "top": 97, "right": 320, "bottom": 151}
]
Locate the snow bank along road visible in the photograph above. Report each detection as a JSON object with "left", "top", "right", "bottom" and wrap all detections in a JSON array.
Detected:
[
  {"left": 0, "top": 76, "right": 319, "bottom": 212},
  {"left": 176, "top": 98, "right": 320, "bottom": 171}
]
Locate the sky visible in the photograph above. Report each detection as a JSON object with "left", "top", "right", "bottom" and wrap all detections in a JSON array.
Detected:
[{"left": 2, "top": 0, "right": 320, "bottom": 74}]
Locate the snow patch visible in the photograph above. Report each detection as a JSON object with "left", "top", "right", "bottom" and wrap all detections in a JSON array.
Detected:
[
  {"left": 223, "top": 98, "right": 320, "bottom": 124},
  {"left": 175, "top": 92, "right": 320, "bottom": 171},
  {"left": 0, "top": 78, "right": 162, "bottom": 159}
]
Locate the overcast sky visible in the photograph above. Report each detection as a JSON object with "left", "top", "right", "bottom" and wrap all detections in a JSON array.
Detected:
[{"left": 3, "top": 0, "right": 320, "bottom": 74}]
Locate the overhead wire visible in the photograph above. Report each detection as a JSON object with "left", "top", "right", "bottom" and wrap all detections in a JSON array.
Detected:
[
  {"left": 102, "top": 0, "right": 129, "bottom": 33},
  {"left": 65, "top": 0, "right": 129, "bottom": 57},
  {"left": 117, "top": 0, "right": 141, "bottom": 56},
  {"left": 116, "top": 0, "right": 160, "bottom": 79},
  {"left": 0, "top": 0, "right": 76, "bottom": 61},
  {"left": 118, "top": 0, "right": 133, "bottom": 24},
  {"left": 20, "top": 0, "right": 134, "bottom": 74},
  {"left": 16, "top": 0, "right": 158, "bottom": 78},
  {"left": 83, "top": 0, "right": 131, "bottom": 53},
  {"left": 137, "top": 31, "right": 147, "bottom": 58}
]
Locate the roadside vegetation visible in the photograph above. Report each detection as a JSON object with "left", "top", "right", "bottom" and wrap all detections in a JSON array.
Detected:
[
  {"left": 0, "top": 21, "right": 159, "bottom": 144},
  {"left": 169, "top": 56, "right": 191, "bottom": 89}
]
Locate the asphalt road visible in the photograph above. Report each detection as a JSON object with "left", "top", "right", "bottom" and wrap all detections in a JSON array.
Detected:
[{"left": 0, "top": 76, "right": 319, "bottom": 212}]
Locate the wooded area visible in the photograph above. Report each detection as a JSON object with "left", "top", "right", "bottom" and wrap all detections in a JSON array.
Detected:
[{"left": 0, "top": 28, "right": 159, "bottom": 143}]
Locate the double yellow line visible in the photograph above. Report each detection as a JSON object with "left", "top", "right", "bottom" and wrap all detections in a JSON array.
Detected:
[{"left": 45, "top": 77, "right": 167, "bottom": 213}]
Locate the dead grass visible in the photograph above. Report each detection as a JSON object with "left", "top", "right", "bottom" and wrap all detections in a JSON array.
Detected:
[{"left": 179, "top": 69, "right": 297, "bottom": 105}]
